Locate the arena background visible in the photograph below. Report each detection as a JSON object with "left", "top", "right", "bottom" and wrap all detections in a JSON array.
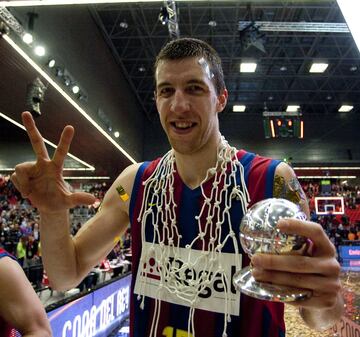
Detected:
[{"left": 0, "top": 1, "right": 359, "bottom": 337}]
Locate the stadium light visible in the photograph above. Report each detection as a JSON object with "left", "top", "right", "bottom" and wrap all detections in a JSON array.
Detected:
[
  {"left": 240, "top": 62, "right": 257, "bottom": 73},
  {"left": 233, "top": 105, "right": 246, "bottom": 112}
]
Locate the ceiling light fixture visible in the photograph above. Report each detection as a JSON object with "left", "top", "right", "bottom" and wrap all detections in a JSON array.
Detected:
[
  {"left": 240, "top": 62, "right": 257, "bottom": 73},
  {"left": 22, "top": 32, "right": 33, "bottom": 44},
  {"left": 71, "top": 85, "right": 80, "bottom": 94},
  {"left": 286, "top": 105, "right": 300, "bottom": 112},
  {"left": 1, "top": 34, "right": 137, "bottom": 164},
  {"left": 47, "top": 59, "right": 56, "bottom": 68},
  {"left": 309, "top": 62, "right": 328, "bottom": 73},
  {"left": 34, "top": 45, "right": 45, "bottom": 56},
  {"left": 233, "top": 105, "right": 246, "bottom": 112},
  {"left": 338, "top": 105, "right": 353, "bottom": 112},
  {"left": 119, "top": 21, "right": 128, "bottom": 29},
  {"left": 114, "top": 131, "right": 120, "bottom": 138}
]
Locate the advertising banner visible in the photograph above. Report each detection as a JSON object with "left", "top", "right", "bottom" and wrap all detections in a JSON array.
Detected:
[{"left": 47, "top": 274, "right": 131, "bottom": 337}]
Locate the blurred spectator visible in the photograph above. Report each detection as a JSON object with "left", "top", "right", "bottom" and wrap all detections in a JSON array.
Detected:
[
  {"left": 20, "top": 221, "right": 33, "bottom": 237},
  {"left": 123, "top": 231, "right": 131, "bottom": 251},
  {"left": 7, "top": 224, "right": 21, "bottom": 255},
  {"left": 0, "top": 222, "right": 8, "bottom": 249},
  {"left": 16, "top": 236, "right": 27, "bottom": 267},
  {"left": 33, "top": 222, "right": 40, "bottom": 241},
  {"left": 26, "top": 235, "right": 39, "bottom": 267},
  {"left": 348, "top": 229, "right": 356, "bottom": 241}
]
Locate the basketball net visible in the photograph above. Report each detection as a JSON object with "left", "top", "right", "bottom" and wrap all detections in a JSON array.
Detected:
[{"left": 137, "top": 136, "right": 250, "bottom": 337}]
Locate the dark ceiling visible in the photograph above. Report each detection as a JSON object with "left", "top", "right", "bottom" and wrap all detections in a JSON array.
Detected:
[
  {"left": 0, "top": 34, "right": 132, "bottom": 178},
  {"left": 92, "top": 0, "right": 360, "bottom": 118},
  {"left": 0, "top": 1, "right": 360, "bottom": 181}
]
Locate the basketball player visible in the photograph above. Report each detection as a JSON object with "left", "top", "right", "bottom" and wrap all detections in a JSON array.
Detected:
[
  {"left": 12, "top": 38, "right": 343, "bottom": 337},
  {"left": 0, "top": 248, "right": 52, "bottom": 337}
]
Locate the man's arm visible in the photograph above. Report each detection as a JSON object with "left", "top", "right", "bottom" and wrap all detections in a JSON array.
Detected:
[
  {"left": 40, "top": 163, "right": 140, "bottom": 291},
  {"left": 0, "top": 256, "right": 52, "bottom": 337},
  {"left": 252, "top": 162, "right": 343, "bottom": 330},
  {"left": 11, "top": 111, "right": 141, "bottom": 290},
  {"left": 272, "top": 162, "right": 309, "bottom": 216}
]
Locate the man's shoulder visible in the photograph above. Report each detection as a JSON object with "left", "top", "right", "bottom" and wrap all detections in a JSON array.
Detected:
[
  {"left": 116, "top": 157, "right": 163, "bottom": 180},
  {"left": 274, "top": 161, "right": 295, "bottom": 179},
  {"left": 0, "top": 248, "right": 16, "bottom": 262},
  {"left": 237, "top": 149, "right": 280, "bottom": 169}
]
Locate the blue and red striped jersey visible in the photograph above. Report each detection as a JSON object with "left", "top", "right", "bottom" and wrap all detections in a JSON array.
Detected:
[{"left": 129, "top": 150, "right": 285, "bottom": 337}]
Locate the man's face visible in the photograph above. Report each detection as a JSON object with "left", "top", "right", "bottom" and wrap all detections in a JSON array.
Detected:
[{"left": 155, "top": 57, "right": 227, "bottom": 155}]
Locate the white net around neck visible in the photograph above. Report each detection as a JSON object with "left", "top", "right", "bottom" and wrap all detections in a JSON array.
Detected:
[{"left": 136, "top": 136, "right": 250, "bottom": 337}]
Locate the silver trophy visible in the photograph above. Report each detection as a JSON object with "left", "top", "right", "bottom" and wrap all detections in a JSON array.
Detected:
[{"left": 233, "top": 198, "right": 312, "bottom": 302}]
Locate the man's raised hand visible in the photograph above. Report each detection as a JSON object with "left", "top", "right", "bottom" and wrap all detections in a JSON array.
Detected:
[{"left": 11, "top": 111, "right": 96, "bottom": 213}]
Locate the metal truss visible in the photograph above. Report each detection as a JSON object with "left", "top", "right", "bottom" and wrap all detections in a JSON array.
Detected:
[
  {"left": 0, "top": 6, "right": 25, "bottom": 36},
  {"left": 239, "top": 21, "right": 349, "bottom": 33},
  {"left": 92, "top": 1, "right": 360, "bottom": 119},
  {"left": 164, "top": 0, "right": 180, "bottom": 39}
]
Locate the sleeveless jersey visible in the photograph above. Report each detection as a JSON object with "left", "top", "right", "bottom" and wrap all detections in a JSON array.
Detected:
[
  {"left": 129, "top": 150, "right": 285, "bottom": 337},
  {"left": 0, "top": 248, "right": 18, "bottom": 337}
]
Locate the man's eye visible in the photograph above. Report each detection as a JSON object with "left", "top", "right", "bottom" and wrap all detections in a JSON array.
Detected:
[
  {"left": 187, "top": 85, "right": 204, "bottom": 93},
  {"left": 159, "top": 87, "right": 173, "bottom": 96}
]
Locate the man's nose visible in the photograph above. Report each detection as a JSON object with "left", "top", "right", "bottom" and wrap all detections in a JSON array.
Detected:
[{"left": 170, "top": 90, "right": 190, "bottom": 113}]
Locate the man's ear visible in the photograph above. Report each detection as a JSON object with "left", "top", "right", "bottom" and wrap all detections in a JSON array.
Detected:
[{"left": 216, "top": 88, "right": 228, "bottom": 113}]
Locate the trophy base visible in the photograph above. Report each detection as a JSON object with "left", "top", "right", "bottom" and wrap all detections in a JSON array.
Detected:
[{"left": 233, "top": 266, "right": 312, "bottom": 302}]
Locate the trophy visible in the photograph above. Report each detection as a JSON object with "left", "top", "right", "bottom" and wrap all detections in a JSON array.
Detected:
[{"left": 233, "top": 198, "right": 312, "bottom": 302}]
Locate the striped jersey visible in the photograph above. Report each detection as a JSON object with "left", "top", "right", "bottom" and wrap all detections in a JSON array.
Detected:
[{"left": 129, "top": 150, "right": 285, "bottom": 337}]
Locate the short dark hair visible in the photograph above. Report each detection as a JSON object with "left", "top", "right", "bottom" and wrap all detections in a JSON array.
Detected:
[{"left": 154, "top": 37, "right": 225, "bottom": 95}]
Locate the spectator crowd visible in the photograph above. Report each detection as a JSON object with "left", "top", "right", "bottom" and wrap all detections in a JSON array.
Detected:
[
  {"left": 0, "top": 175, "right": 131, "bottom": 290},
  {"left": 300, "top": 180, "right": 360, "bottom": 256},
  {"left": 1, "top": 174, "right": 359, "bottom": 286}
]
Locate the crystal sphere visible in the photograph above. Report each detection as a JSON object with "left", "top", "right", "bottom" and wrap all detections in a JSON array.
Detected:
[{"left": 240, "top": 198, "right": 307, "bottom": 257}]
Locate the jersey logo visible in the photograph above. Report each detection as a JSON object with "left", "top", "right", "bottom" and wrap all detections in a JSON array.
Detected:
[{"left": 134, "top": 242, "right": 241, "bottom": 315}]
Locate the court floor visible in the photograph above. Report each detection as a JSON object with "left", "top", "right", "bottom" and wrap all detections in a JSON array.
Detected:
[
  {"left": 111, "top": 264, "right": 360, "bottom": 337},
  {"left": 285, "top": 266, "right": 360, "bottom": 337}
]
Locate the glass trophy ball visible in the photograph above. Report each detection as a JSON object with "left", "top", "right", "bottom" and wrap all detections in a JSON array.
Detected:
[
  {"left": 233, "top": 198, "right": 312, "bottom": 302},
  {"left": 240, "top": 198, "right": 308, "bottom": 257}
]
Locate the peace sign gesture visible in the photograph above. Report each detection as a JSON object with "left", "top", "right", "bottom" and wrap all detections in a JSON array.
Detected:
[{"left": 11, "top": 111, "right": 96, "bottom": 214}]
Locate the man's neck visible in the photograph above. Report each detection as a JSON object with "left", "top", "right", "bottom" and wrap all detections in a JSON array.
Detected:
[{"left": 173, "top": 135, "right": 222, "bottom": 189}]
